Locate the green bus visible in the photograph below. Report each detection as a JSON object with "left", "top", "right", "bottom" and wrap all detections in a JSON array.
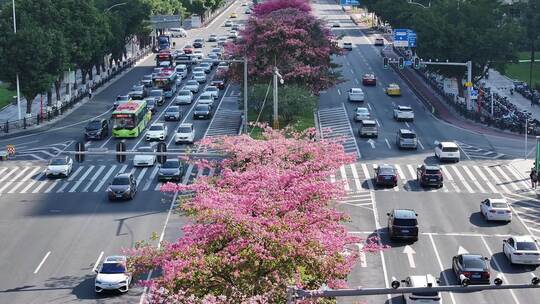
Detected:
[{"left": 111, "top": 100, "right": 152, "bottom": 138}]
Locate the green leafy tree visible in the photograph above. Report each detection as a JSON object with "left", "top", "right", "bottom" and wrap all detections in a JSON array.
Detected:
[{"left": 520, "top": 0, "right": 540, "bottom": 86}]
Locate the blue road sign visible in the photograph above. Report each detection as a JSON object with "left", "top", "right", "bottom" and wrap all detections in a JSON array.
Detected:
[
  {"left": 393, "top": 29, "right": 417, "bottom": 48},
  {"left": 340, "top": 0, "right": 359, "bottom": 5},
  {"left": 407, "top": 30, "right": 417, "bottom": 47},
  {"left": 405, "top": 60, "right": 412, "bottom": 66}
]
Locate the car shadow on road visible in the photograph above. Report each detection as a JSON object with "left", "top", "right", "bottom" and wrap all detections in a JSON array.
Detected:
[
  {"left": 490, "top": 252, "right": 538, "bottom": 274},
  {"left": 374, "top": 228, "right": 416, "bottom": 249},
  {"left": 468, "top": 212, "right": 509, "bottom": 228},
  {"left": 422, "top": 156, "right": 440, "bottom": 165}
]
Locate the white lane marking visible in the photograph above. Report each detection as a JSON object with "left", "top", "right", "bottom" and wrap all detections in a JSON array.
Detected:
[
  {"left": 480, "top": 236, "right": 520, "bottom": 304},
  {"left": 181, "top": 164, "right": 194, "bottom": 185},
  {"left": 427, "top": 234, "right": 457, "bottom": 304},
  {"left": 449, "top": 166, "right": 468, "bottom": 193},
  {"left": 417, "top": 138, "right": 425, "bottom": 150},
  {"left": 82, "top": 166, "right": 106, "bottom": 192},
  {"left": 0, "top": 167, "right": 19, "bottom": 182},
  {"left": 395, "top": 164, "right": 406, "bottom": 180},
  {"left": 495, "top": 166, "right": 520, "bottom": 191},
  {"left": 68, "top": 165, "right": 95, "bottom": 192},
  {"left": 20, "top": 171, "right": 45, "bottom": 193},
  {"left": 67, "top": 167, "right": 84, "bottom": 182},
  {"left": 457, "top": 144, "right": 472, "bottom": 160},
  {"left": 93, "top": 165, "right": 117, "bottom": 192},
  {"left": 34, "top": 251, "right": 51, "bottom": 274},
  {"left": 8, "top": 167, "right": 40, "bottom": 193},
  {"left": 196, "top": 166, "right": 205, "bottom": 178},
  {"left": 505, "top": 165, "right": 532, "bottom": 191},
  {"left": 462, "top": 166, "right": 486, "bottom": 193},
  {"left": 0, "top": 167, "right": 30, "bottom": 193},
  {"left": 340, "top": 165, "right": 350, "bottom": 192},
  {"left": 92, "top": 251, "right": 104, "bottom": 273},
  {"left": 136, "top": 167, "right": 149, "bottom": 186},
  {"left": 361, "top": 164, "right": 374, "bottom": 190},
  {"left": 405, "top": 122, "right": 410, "bottom": 128},
  {"left": 337, "top": 88, "right": 341, "bottom": 95},
  {"left": 473, "top": 165, "right": 498, "bottom": 193},
  {"left": 99, "top": 136, "right": 113, "bottom": 148},
  {"left": 356, "top": 243, "right": 367, "bottom": 267},
  {"left": 330, "top": 173, "right": 336, "bottom": 184},
  {"left": 43, "top": 179, "right": 60, "bottom": 193},
  {"left": 502, "top": 194, "right": 540, "bottom": 239},
  {"left": 368, "top": 191, "right": 391, "bottom": 299},
  {"left": 384, "top": 138, "right": 391, "bottom": 149},
  {"left": 350, "top": 164, "right": 363, "bottom": 192},
  {"left": 367, "top": 103, "right": 372, "bottom": 111},
  {"left": 485, "top": 166, "right": 511, "bottom": 193},
  {"left": 375, "top": 119, "right": 381, "bottom": 127},
  {"left": 144, "top": 166, "right": 160, "bottom": 191}
]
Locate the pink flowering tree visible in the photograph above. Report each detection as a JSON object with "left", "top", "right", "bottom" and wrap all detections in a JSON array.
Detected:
[
  {"left": 252, "top": 0, "right": 312, "bottom": 17},
  {"left": 127, "top": 127, "right": 381, "bottom": 303},
  {"left": 227, "top": 6, "right": 342, "bottom": 94}
]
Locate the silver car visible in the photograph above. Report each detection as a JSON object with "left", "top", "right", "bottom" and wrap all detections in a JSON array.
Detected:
[{"left": 354, "top": 107, "right": 371, "bottom": 122}]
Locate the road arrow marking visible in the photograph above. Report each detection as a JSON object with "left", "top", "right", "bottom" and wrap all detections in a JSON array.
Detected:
[
  {"left": 367, "top": 139, "right": 376, "bottom": 149},
  {"left": 403, "top": 245, "right": 416, "bottom": 268},
  {"left": 458, "top": 246, "right": 469, "bottom": 255}
]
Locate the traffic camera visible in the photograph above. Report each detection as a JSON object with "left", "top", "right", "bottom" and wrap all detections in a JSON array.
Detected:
[
  {"left": 391, "top": 277, "right": 400, "bottom": 289},
  {"left": 459, "top": 274, "right": 470, "bottom": 287}
]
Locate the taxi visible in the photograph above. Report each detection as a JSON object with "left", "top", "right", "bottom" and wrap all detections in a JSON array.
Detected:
[
  {"left": 230, "top": 12, "right": 238, "bottom": 18},
  {"left": 385, "top": 83, "right": 401, "bottom": 96}
]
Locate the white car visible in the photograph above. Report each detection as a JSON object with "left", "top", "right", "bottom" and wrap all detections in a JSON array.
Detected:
[
  {"left": 217, "top": 62, "right": 229, "bottom": 72},
  {"left": 94, "top": 255, "right": 132, "bottom": 293},
  {"left": 197, "top": 92, "right": 215, "bottom": 107},
  {"left": 193, "top": 49, "right": 204, "bottom": 59},
  {"left": 434, "top": 141, "right": 460, "bottom": 162},
  {"left": 193, "top": 71, "right": 207, "bottom": 83},
  {"left": 401, "top": 274, "right": 441, "bottom": 304},
  {"left": 175, "top": 64, "right": 188, "bottom": 78},
  {"left": 503, "top": 235, "right": 540, "bottom": 265},
  {"left": 204, "top": 86, "right": 219, "bottom": 99},
  {"left": 169, "top": 27, "right": 187, "bottom": 38},
  {"left": 176, "top": 89, "right": 194, "bottom": 104},
  {"left": 175, "top": 123, "right": 195, "bottom": 144},
  {"left": 393, "top": 105, "right": 415, "bottom": 121},
  {"left": 146, "top": 123, "right": 168, "bottom": 141},
  {"left": 224, "top": 20, "right": 233, "bottom": 27},
  {"left": 184, "top": 80, "right": 200, "bottom": 93},
  {"left": 46, "top": 156, "right": 73, "bottom": 177},
  {"left": 480, "top": 198, "right": 512, "bottom": 222},
  {"left": 133, "top": 146, "right": 156, "bottom": 166},
  {"left": 354, "top": 107, "right": 371, "bottom": 121},
  {"left": 348, "top": 88, "right": 365, "bottom": 102}
]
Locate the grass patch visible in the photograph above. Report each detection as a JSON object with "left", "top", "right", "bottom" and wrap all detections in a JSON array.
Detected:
[
  {"left": 0, "top": 83, "right": 15, "bottom": 109},
  {"left": 247, "top": 110, "right": 316, "bottom": 140},
  {"left": 501, "top": 51, "right": 540, "bottom": 88}
]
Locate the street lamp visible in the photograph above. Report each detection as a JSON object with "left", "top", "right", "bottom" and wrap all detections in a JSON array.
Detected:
[
  {"left": 12, "top": 0, "right": 22, "bottom": 120},
  {"left": 104, "top": 2, "right": 127, "bottom": 13},
  {"left": 407, "top": 0, "right": 431, "bottom": 9},
  {"left": 273, "top": 67, "right": 284, "bottom": 129}
]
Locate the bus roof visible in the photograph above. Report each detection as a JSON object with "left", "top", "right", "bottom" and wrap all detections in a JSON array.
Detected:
[{"left": 114, "top": 101, "right": 145, "bottom": 112}]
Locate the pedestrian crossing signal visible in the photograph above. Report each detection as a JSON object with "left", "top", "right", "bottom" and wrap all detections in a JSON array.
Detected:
[
  {"left": 383, "top": 57, "right": 389, "bottom": 69},
  {"left": 398, "top": 57, "right": 404, "bottom": 69},
  {"left": 75, "top": 142, "right": 85, "bottom": 163},
  {"left": 116, "top": 142, "right": 126, "bottom": 163},
  {"left": 157, "top": 142, "right": 167, "bottom": 164}
]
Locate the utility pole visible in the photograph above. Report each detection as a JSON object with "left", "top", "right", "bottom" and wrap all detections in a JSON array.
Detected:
[
  {"left": 273, "top": 67, "right": 283, "bottom": 129},
  {"left": 12, "top": 0, "right": 21, "bottom": 120},
  {"left": 243, "top": 57, "right": 248, "bottom": 134}
]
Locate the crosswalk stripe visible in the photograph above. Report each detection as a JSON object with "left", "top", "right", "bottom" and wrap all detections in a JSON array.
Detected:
[
  {"left": 0, "top": 167, "right": 8, "bottom": 177},
  {"left": 66, "top": 167, "right": 84, "bottom": 182},
  {"left": 33, "top": 177, "right": 51, "bottom": 193},
  {"left": 44, "top": 179, "right": 61, "bottom": 193},
  {"left": 7, "top": 167, "right": 41, "bottom": 194},
  {"left": 462, "top": 166, "right": 486, "bottom": 193},
  {"left": 82, "top": 166, "right": 106, "bottom": 192},
  {"left": 473, "top": 165, "right": 498, "bottom": 193},
  {"left": 441, "top": 166, "right": 460, "bottom": 193},
  {"left": 20, "top": 171, "right": 45, "bottom": 193},
  {"left": 182, "top": 164, "right": 194, "bottom": 185},
  {"left": 93, "top": 165, "right": 117, "bottom": 193},
  {"left": 350, "top": 164, "right": 363, "bottom": 192},
  {"left": 208, "top": 167, "right": 215, "bottom": 177},
  {"left": 450, "top": 166, "right": 474, "bottom": 193},
  {"left": 0, "top": 167, "right": 19, "bottom": 182},
  {"left": 340, "top": 165, "right": 350, "bottom": 192},
  {"left": 505, "top": 165, "right": 531, "bottom": 191},
  {"left": 494, "top": 166, "right": 519, "bottom": 191},
  {"left": 484, "top": 166, "right": 510, "bottom": 193},
  {"left": 361, "top": 164, "right": 374, "bottom": 190},
  {"left": 136, "top": 167, "right": 149, "bottom": 186},
  {"left": 68, "top": 165, "right": 95, "bottom": 193},
  {"left": 144, "top": 166, "right": 160, "bottom": 191},
  {"left": 0, "top": 167, "right": 31, "bottom": 193},
  {"left": 405, "top": 165, "right": 416, "bottom": 180}
]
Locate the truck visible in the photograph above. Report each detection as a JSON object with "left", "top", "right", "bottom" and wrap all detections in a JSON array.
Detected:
[{"left": 158, "top": 35, "right": 171, "bottom": 50}]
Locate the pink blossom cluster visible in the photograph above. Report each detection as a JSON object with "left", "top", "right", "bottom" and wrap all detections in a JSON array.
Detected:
[{"left": 127, "top": 127, "right": 382, "bottom": 303}]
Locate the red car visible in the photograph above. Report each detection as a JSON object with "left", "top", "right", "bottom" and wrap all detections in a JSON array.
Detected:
[
  {"left": 210, "top": 79, "right": 225, "bottom": 90},
  {"left": 183, "top": 44, "right": 193, "bottom": 54},
  {"left": 362, "top": 73, "right": 377, "bottom": 86}
]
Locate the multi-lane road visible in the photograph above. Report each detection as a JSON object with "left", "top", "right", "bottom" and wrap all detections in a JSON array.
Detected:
[
  {"left": 0, "top": 1, "right": 247, "bottom": 303},
  {"left": 313, "top": 1, "right": 540, "bottom": 304}
]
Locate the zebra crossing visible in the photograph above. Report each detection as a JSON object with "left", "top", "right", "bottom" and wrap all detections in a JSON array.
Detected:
[
  {"left": 0, "top": 162, "right": 215, "bottom": 195},
  {"left": 332, "top": 162, "right": 532, "bottom": 194},
  {"left": 318, "top": 104, "right": 361, "bottom": 159},
  {"left": 456, "top": 141, "right": 506, "bottom": 160}
]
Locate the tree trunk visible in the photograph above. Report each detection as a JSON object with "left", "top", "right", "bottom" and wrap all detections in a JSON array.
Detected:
[
  {"left": 26, "top": 96, "right": 33, "bottom": 114},
  {"left": 81, "top": 71, "right": 87, "bottom": 85},
  {"left": 47, "top": 89, "right": 53, "bottom": 106},
  {"left": 54, "top": 79, "right": 62, "bottom": 101},
  {"left": 88, "top": 68, "right": 94, "bottom": 81}
]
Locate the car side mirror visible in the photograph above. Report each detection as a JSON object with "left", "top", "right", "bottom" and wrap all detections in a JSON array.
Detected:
[{"left": 386, "top": 213, "right": 390, "bottom": 216}]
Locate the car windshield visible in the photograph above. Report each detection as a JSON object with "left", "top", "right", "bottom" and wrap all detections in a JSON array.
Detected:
[
  {"left": 442, "top": 147, "right": 459, "bottom": 152},
  {"left": 400, "top": 133, "right": 416, "bottom": 139},
  {"left": 150, "top": 91, "right": 161, "bottom": 97},
  {"left": 87, "top": 121, "right": 101, "bottom": 129},
  {"left": 491, "top": 202, "right": 508, "bottom": 208},
  {"left": 162, "top": 160, "right": 179, "bottom": 168},
  {"left": 111, "top": 177, "right": 130, "bottom": 185},
  {"left": 49, "top": 158, "right": 67, "bottom": 165},
  {"left": 187, "top": 81, "right": 198, "bottom": 85},
  {"left": 200, "top": 94, "right": 212, "bottom": 100},
  {"left": 425, "top": 169, "right": 441, "bottom": 174},
  {"left": 399, "top": 107, "right": 412, "bottom": 112},
  {"left": 206, "top": 87, "right": 217, "bottom": 91},
  {"left": 195, "top": 105, "right": 208, "bottom": 111},
  {"left": 178, "top": 126, "right": 192, "bottom": 133},
  {"left": 100, "top": 262, "right": 126, "bottom": 274},
  {"left": 194, "top": 72, "right": 205, "bottom": 76},
  {"left": 516, "top": 242, "right": 538, "bottom": 251},
  {"left": 138, "top": 147, "right": 153, "bottom": 153},
  {"left": 149, "top": 125, "right": 163, "bottom": 131},
  {"left": 463, "top": 256, "right": 486, "bottom": 269},
  {"left": 357, "top": 109, "right": 368, "bottom": 114},
  {"left": 393, "top": 218, "right": 417, "bottom": 226},
  {"left": 167, "top": 107, "right": 179, "bottom": 113},
  {"left": 179, "top": 91, "right": 190, "bottom": 96},
  {"left": 143, "top": 75, "right": 152, "bottom": 80},
  {"left": 379, "top": 168, "right": 395, "bottom": 175},
  {"left": 117, "top": 96, "right": 129, "bottom": 101}
]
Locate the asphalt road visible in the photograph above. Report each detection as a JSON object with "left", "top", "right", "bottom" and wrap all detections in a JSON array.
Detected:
[
  {"left": 0, "top": 1, "right": 247, "bottom": 303},
  {"left": 313, "top": 1, "right": 540, "bottom": 304}
]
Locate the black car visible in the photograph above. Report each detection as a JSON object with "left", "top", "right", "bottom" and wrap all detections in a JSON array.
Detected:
[
  {"left": 193, "top": 38, "right": 205, "bottom": 48},
  {"left": 145, "top": 98, "right": 157, "bottom": 113},
  {"left": 452, "top": 254, "right": 490, "bottom": 285},
  {"left": 85, "top": 119, "right": 109, "bottom": 140},
  {"left": 164, "top": 106, "right": 181, "bottom": 121},
  {"left": 387, "top": 209, "right": 419, "bottom": 241},
  {"left": 374, "top": 164, "right": 398, "bottom": 188},
  {"left": 142, "top": 75, "right": 153, "bottom": 87},
  {"left": 417, "top": 164, "right": 443, "bottom": 188},
  {"left": 158, "top": 159, "right": 184, "bottom": 182},
  {"left": 193, "top": 104, "right": 212, "bottom": 119},
  {"left": 107, "top": 173, "right": 137, "bottom": 201}
]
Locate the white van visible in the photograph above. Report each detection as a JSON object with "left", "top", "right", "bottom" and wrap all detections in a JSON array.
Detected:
[
  {"left": 401, "top": 274, "right": 442, "bottom": 304},
  {"left": 169, "top": 28, "right": 187, "bottom": 38},
  {"left": 175, "top": 64, "right": 188, "bottom": 78}
]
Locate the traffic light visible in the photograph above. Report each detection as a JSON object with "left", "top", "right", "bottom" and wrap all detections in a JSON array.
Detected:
[
  {"left": 75, "top": 142, "right": 85, "bottom": 163},
  {"left": 414, "top": 57, "right": 420, "bottom": 69},
  {"left": 383, "top": 57, "right": 389, "bottom": 69},
  {"left": 116, "top": 141, "right": 126, "bottom": 163},
  {"left": 398, "top": 57, "right": 404, "bottom": 69},
  {"left": 157, "top": 142, "right": 167, "bottom": 164}
]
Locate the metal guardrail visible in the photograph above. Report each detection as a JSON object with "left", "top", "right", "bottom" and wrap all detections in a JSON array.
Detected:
[{"left": 0, "top": 47, "right": 151, "bottom": 134}]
